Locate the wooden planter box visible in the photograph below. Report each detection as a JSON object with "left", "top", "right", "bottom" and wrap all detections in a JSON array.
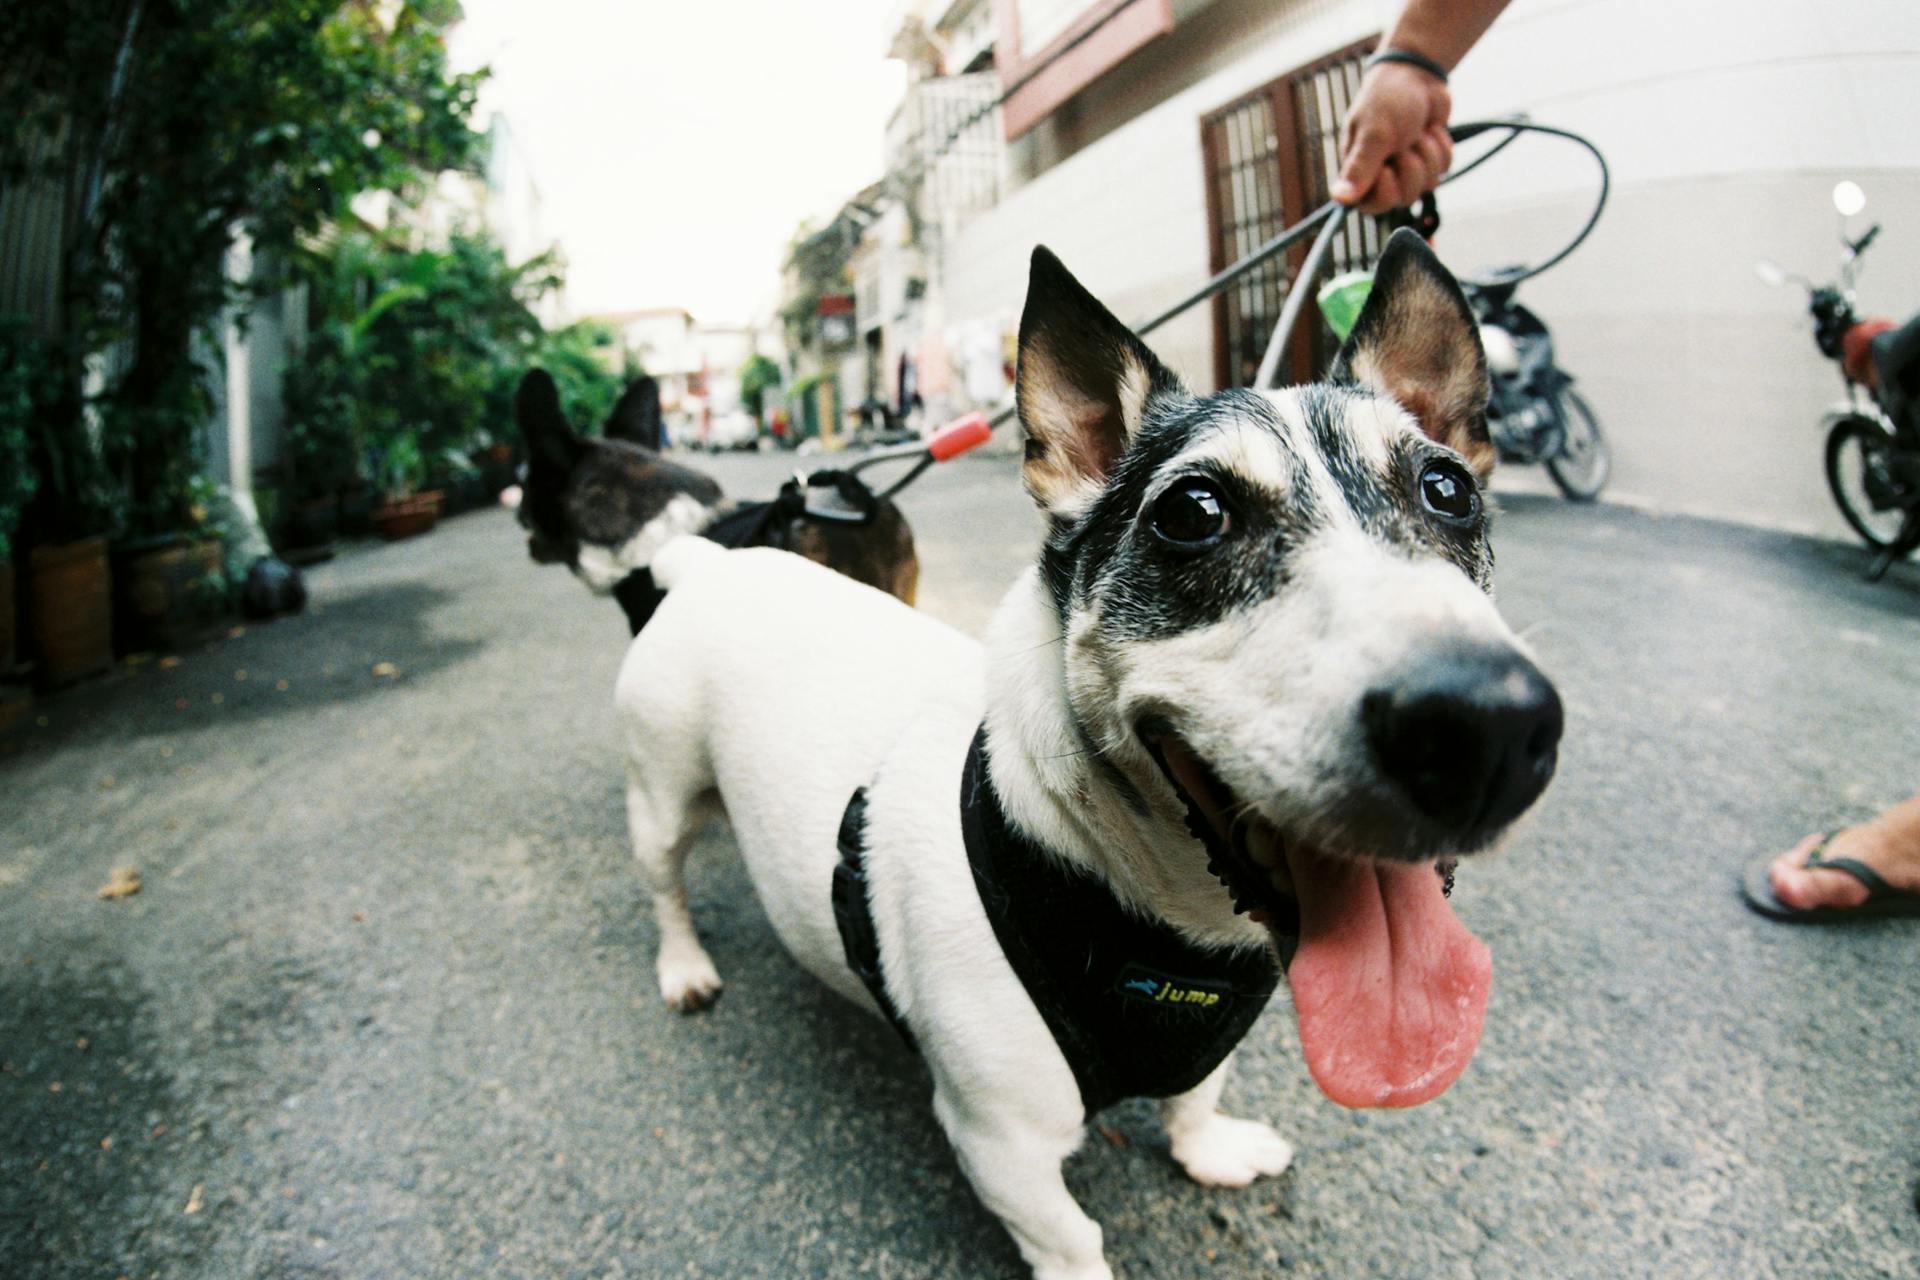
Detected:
[{"left": 28, "top": 536, "right": 113, "bottom": 686}]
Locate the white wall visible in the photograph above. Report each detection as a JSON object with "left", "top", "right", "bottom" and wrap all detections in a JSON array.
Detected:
[
  {"left": 945, "top": 0, "right": 1377, "bottom": 389},
  {"left": 941, "top": 0, "right": 1920, "bottom": 538},
  {"left": 1439, "top": 0, "right": 1920, "bottom": 538}
]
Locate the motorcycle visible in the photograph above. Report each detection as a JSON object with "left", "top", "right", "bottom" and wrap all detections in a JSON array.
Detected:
[
  {"left": 1314, "top": 127, "right": 1613, "bottom": 504},
  {"left": 1758, "top": 180, "right": 1920, "bottom": 580},
  {"left": 1463, "top": 272, "right": 1609, "bottom": 500}
]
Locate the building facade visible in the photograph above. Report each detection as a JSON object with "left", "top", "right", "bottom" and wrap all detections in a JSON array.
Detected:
[
  {"left": 787, "top": 0, "right": 1012, "bottom": 442},
  {"left": 934, "top": 0, "right": 1920, "bottom": 538},
  {"left": 592, "top": 308, "right": 703, "bottom": 423}
]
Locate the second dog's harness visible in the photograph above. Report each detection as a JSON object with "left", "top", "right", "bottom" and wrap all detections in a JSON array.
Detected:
[
  {"left": 832, "top": 726, "right": 1280, "bottom": 1115},
  {"left": 612, "top": 474, "right": 884, "bottom": 635}
]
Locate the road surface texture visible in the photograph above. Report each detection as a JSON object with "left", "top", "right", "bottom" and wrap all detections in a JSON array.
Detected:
[{"left": 3, "top": 446, "right": 1917, "bottom": 1279}]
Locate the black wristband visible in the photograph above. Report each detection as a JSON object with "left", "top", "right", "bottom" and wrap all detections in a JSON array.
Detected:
[{"left": 1366, "top": 47, "right": 1449, "bottom": 85}]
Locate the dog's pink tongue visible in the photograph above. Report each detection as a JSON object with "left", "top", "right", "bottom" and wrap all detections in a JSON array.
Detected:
[{"left": 1285, "top": 848, "right": 1490, "bottom": 1109}]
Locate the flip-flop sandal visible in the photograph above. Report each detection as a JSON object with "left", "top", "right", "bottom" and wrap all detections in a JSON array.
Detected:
[{"left": 1741, "top": 835, "right": 1920, "bottom": 923}]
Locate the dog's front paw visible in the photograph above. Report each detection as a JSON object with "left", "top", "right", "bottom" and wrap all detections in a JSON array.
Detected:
[
  {"left": 1170, "top": 1115, "right": 1294, "bottom": 1189},
  {"left": 658, "top": 952, "right": 724, "bottom": 1013}
]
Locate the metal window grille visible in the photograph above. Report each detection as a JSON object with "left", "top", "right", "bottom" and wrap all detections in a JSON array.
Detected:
[
  {"left": 897, "top": 71, "right": 1005, "bottom": 251},
  {"left": 1200, "top": 39, "right": 1388, "bottom": 389}
]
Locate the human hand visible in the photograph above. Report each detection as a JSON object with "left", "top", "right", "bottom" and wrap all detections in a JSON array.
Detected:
[{"left": 1331, "top": 61, "right": 1454, "bottom": 215}]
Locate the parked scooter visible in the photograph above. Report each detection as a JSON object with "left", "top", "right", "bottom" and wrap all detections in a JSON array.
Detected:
[
  {"left": 1463, "top": 272, "right": 1609, "bottom": 499},
  {"left": 1758, "top": 180, "right": 1920, "bottom": 580},
  {"left": 1314, "top": 123, "right": 1612, "bottom": 502},
  {"left": 1319, "top": 262, "right": 1609, "bottom": 501}
]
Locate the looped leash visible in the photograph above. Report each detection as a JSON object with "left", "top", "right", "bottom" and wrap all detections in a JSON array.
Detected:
[{"left": 776, "top": 122, "right": 1605, "bottom": 499}]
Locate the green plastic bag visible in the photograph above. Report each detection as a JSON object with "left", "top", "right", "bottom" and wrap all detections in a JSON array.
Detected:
[{"left": 1316, "top": 271, "right": 1374, "bottom": 342}]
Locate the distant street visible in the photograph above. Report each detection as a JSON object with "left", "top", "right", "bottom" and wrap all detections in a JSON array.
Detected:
[{"left": 3, "top": 446, "right": 1917, "bottom": 1279}]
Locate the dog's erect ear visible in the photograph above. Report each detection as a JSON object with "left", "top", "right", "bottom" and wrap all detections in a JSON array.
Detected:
[
  {"left": 1332, "top": 228, "right": 1492, "bottom": 476},
  {"left": 515, "top": 369, "right": 580, "bottom": 473},
  {"left": 1016, "top": 246, "right": 1181, "bottom": 515},
  {"left": 605, "top": 376, "right": 665, "bottom": 451}
]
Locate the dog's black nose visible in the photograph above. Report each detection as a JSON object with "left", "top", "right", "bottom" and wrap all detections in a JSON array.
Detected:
[{"left": 1363, "top": 645, "right": 1563, "bottom": 835}]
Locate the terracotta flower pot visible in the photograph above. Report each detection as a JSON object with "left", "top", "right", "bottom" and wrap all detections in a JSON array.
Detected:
[
  {"left": 28, "top": 536, "right": 113, "bottom": 686},
  {"left": 372, "top": 490, "right": 442, "bottom": 541}
]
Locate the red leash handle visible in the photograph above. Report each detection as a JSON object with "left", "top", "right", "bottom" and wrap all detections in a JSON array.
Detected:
[
  {"left": 926, "top": 411, "right": 992, "bottom": 462},
  {"left": 831, "top": 410, "right": 999, "bottom": 506}
]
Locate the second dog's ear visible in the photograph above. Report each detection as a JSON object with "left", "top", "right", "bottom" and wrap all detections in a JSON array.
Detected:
[
  {"left": 515, "top": 369, "right": 580, "bottom": 474},
  {"left": 606, "top": 376, "right": 665, "bottom": 451},
  {"left": 1332, "top": 228, "right": 1492, "bottom": 476},
  {"left": 1017, "top": 247, "right": 1181, "bottom": 515}
]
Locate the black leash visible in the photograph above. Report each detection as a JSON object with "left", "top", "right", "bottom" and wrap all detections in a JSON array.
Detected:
[{"left": 857, "top": 118, "right": 1612, "bottom": 487}]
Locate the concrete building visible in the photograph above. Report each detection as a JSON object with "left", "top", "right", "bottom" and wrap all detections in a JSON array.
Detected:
[
  {"left": 935, "top": 0, "right": 1920, "bottom": 539},
  {"left": 822, "top": 0, "right": 1011, "bottom": 437},
  {"left": 592, "top": 307, "right": 704, "bottom": 425},
  {"left": 693, "top": 322, "right": 758, "bottom": 416}
]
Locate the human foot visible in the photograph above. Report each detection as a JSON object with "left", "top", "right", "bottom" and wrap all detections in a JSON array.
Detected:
[{"left": 1744, "top": 795, "right": 1920, "bottom": 920}]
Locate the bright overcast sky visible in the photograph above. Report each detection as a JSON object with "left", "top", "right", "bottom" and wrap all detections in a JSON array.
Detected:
[{"left": 451, "top": 1, "right": 906, "bottom": 325}]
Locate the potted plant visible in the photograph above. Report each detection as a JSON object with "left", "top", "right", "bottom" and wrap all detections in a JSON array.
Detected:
[
  {"left": 104, "top": 370, "right": 241, "bottom": 653},
  {"left": 432, "top": 444, "right": 485, "bottom": 516},
  {"left": 112, "top": 472, "right": 233, "bottom": 653},
  {"left": 280, "top": 323, "right": 362, "bottom": 560},
  {"left": 369, "top": 428, "right": 440, "bottom": 539},
  {"left": 2, "top": 321, "right": 114, "bottom": 686}
]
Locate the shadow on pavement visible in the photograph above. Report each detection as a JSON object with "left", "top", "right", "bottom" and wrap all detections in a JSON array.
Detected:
[
  {"left": 0, "top": 579, "right": 484, "bottom": 765},
  {"left": 0, "top": 962, "right": 204, "bottom": 1279}
]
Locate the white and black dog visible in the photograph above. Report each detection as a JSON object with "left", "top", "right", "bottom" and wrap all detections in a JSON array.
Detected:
[
  {"left": 514, "top": 371, "right": 919, "bottom": 633},
  {"left": 614, "top": 229, "right": 1561, "bottom": 1278}
]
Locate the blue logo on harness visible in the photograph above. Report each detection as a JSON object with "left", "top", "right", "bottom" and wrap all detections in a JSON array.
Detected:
[{"left": 1115, "top": 962, "right": 1228, "bottom": 1009}]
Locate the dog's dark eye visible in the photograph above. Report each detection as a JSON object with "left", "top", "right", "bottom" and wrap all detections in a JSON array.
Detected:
[
  {"left": 1418, "top": 462, "right": 1479, "bottom": 523},
  {"left": 1150, "top": 481, "right": 1229, "bottom": 546}
]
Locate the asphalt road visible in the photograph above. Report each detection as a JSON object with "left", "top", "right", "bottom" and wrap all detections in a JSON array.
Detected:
[{"left": 3, "top": 446, "right": 1918, "bottom": 1279}]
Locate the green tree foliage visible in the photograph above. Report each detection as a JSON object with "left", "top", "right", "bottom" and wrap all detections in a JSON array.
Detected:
[
  {"left": 738, "top": 353, "right": 781, "bottom": 419},
  {"left": 536, "top": 320, "right": 629, "bottom": 435},
  {"left": 287, "top": 229, "right": 556, "bottom": 500},
  {"left": 0, "top": 0, "right": 484, "bottom": 539},
  {"left": 284, "top": 229, "right": 628, "bottom": 501}
]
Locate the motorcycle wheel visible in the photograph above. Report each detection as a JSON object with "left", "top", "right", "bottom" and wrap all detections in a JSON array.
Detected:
[
  {"left": 1544, "top": 389, "right": 1609, "bottom": 501},
  {"left": 1825, "top": 416, "right": 1912, "bottom": 550}
]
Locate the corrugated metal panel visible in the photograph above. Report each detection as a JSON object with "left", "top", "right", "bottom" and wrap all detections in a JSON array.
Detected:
[{"left": 0, "top": 129, "right": 70, "bottom": 337}]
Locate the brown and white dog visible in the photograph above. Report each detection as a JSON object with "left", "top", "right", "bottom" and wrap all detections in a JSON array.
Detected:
[{"left": 512, "top": 369, "right": 918, "bottom": 631}]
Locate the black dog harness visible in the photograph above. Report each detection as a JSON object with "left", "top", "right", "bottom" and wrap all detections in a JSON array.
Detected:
[
  {"left": 612, "top": 471, "right": 884, "bottom": 635},
  {"left": 833, "top": 726, "right": 1280, "bottom": 1115}
]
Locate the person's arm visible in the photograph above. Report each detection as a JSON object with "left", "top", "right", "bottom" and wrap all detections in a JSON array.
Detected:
[
  {"left": 1380, "top": 0, "right": 1508, "bottom": 71},
  {"left": 1330, "top": 0, "right": 1510, "bottom": 215}
]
